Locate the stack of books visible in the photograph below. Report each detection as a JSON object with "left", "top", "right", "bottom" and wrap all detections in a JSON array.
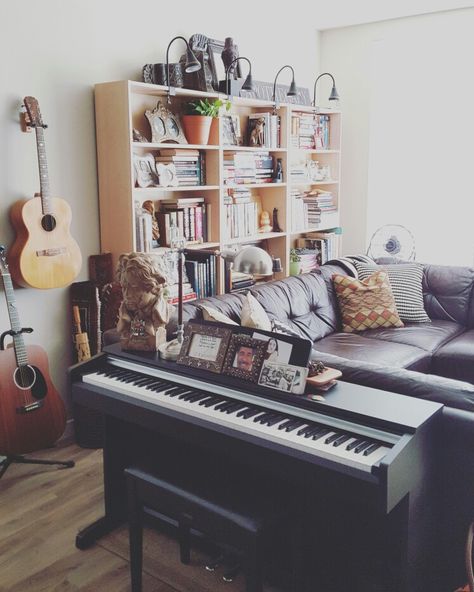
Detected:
[
  {"left": 156, "top": 197, "right": 210, "bottom": 247},
  {"left": 290, "top": 112, "right": 330, "bottom": 150},
  {"left": 247, "top": 112, "right": 281, "bottom": 148},
  {"left": 291, "top": 189, "right": 335, "bottom": 231},
  {"left": 223, "top": 188, "right": 259, "bottom": 240},
  {"left": 231, "top": 270, "right": 256, "bottom": 292},
  {"left": 155, "top": 149, "right": 205, "bottom": 186},
  {"left": 295, "top": 228, "right": 341, "bottom": 263},
  {"left": 290, "top": 163, "right": 308, "bottom": 183},
  {"left": 184, "top": 250, "right": 218, "bottom": 299},
  {"left": 223, "top": 152, "right": 274, "bottom": 185}
]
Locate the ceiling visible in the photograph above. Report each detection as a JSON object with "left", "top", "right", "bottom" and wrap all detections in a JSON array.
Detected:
[{"left": 314, "top": 0, "right": 474, "bottom": 29}]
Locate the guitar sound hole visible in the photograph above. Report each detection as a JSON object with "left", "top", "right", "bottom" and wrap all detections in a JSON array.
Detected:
[
  {"left": 13, "top": 365, "right": 37, "bottom": 390},
  {"left": 41, "top": 214, "right": 56, "bottom": 231}
]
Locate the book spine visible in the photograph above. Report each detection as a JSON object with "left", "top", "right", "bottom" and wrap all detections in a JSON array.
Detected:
[{"left": 195, "top": 206, "right": 203, "bottom": 241}]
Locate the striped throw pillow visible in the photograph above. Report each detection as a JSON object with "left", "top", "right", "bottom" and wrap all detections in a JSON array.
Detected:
[{"left": 354, "top": 262, "right": 430, "bottom": 323}]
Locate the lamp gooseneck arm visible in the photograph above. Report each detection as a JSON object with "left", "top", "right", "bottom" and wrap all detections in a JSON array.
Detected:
[
  {"left": 312, "top": 72, "right": 336, "bottom": 107},
  {"left": 166, "top": 36, "right": 189, "bottom": 98},
  {"left": 272, "top": 65, "right": 295, "bottom": 103},
  {"left": 225, "top": 56, "right": 252, "bottom": 86}
]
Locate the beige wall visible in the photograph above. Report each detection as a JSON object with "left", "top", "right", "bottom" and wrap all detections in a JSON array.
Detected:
[
  {"left": 0, "top": 1, "right": 320, "bottom": 411},
  {"left": 320, "top": 7, "right": 474, "bottom": 256}
]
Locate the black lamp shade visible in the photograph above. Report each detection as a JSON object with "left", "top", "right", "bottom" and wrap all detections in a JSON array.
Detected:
[
  {"left": 288, "top": 79, "right": 297, "bottom": 96},
  {"left": 329, "top": 85, "right": 340, "bottom": 101},
  {"left": 184, "top": 47, "right": 201, "bottom": 73},
  {"left": 242, "top": 72, "right": 253, "bottom": 91}
]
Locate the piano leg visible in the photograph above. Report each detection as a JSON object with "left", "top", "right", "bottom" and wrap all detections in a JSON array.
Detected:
[{"left": 76, "top": 416, "right": 129, "bottom": 549}]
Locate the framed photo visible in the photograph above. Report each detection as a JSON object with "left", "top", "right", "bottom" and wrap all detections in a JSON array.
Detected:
[
  {"left": 145, "top": 101, "right": 187, "bottom": 144},
  {"left": 177, "top": 322, "right": 232, "bottom": 373},
  {"left": 252, "top": 332, "right": 293, "bottom": 365},
  {"left": 258, "top": 361, "right": 308, "bottom": 394},
  {"left": 222, "top": 334, "right": 267, "bottom": 382},
  {"left": 133, "top": 152, "right": 159, "bottom": 188},
  {"left": 221, "top": 115, "right": 237, "bottom": 146}
]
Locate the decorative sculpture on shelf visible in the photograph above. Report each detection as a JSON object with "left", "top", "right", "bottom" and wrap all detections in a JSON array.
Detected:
[
  {"left": 272, "top": 208, "right": 283, "bottom": 232},
  {"left": 116, "top": 253, "right": 173, "bottom": 351},
  {"left": 249, "top": 117, "right": 265, "bottom": 147},
  {"left": 259, "top": 210, "right": 272, "bottom": 233}
]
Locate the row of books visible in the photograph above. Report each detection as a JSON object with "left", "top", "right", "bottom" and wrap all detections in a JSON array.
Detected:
[
  {"left": 295, "top": 229, "right": 341, "bottom": 264},
  {"left": 223, "top": 188, "right": 260, "bottom": 240},
  {"left": 184, "top": 251, "right": 218, "bottom": 299},
  {"left": 155, "top": 148, "right": 206, "bottom": 186},
  {"left": 291, "top": 189, "right": 336, "bottom": 231},
  {"left": 155, "top": 197, "right": 211, "bottom": 247},
  {"left": 290, "top": 112, "right": 331, "bottom": 150},
  {"left": 223, "top": 151, "right": 275, "bottom": 185},
  {"left": 223, "top": 265, "right": 256, "bottom": 294},
  {"left": 247, "top": 112, "right": 281, "bottom": 148}
]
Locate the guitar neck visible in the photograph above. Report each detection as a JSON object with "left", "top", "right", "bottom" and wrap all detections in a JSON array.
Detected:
[
  {"left": 35, "top": 126, "right": 52, "bottom": 215},
  {"left": 1, "top": 272, "right": 28, "bottom": 367}
]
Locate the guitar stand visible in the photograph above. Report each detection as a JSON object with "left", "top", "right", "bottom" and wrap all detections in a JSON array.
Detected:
[
  {"left": 0, "top": 455, "right": 74, "bottom": 479},
  {"left": 0, "top": 328, "right": 75, "bottom": 480}
]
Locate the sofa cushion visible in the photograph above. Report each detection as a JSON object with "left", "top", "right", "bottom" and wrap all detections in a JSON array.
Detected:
[
  {"left": 332, "top": 271, "right": 404, "bottom": 332},
  {"left": 422, "top": 264, "right": 474, "bottom": 326},
  {"left": 432, "top": 329, "right": 474, "bottom": 384},
  {"left": 249, "top": 272, "right": 339, "bottom": 342},
  {"left": 359, "top": 319, "right": 465, "bottom": 353},
  {"left": 199, "top": 304, "right": 239, "bottom": 325},
  {"left": 313, "top": 332, "right": 430, "bottom": 371},
  {"left": 354, "top": 261, "right": 430, "bottom": 323}
]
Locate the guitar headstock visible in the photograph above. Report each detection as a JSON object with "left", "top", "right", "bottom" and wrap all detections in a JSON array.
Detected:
[
  {"left": 23, "top": 96, "right": 47, "bottom": 128},
  {"left": 0, "top": 245, "right": 9, "bottom": 274}
]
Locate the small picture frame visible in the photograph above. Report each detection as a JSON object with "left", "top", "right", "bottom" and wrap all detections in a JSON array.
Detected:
[
  {"left": 258, "top": 361, "right": 308, "bottom": 395},
  {"left": 145, "top": 100, "right": 188, "bottom": 144},
  {"left": 221, "top": 115, "right": 237, "bottom": 146},
  {"left": 133, "top": 152, "right": 159, "bottom": 188},
  {"left": 222, "top": 334, "right": 267, "bottom": 382},
  {"left": 177, "top": 322, "right": 232, "bottom": 373}
]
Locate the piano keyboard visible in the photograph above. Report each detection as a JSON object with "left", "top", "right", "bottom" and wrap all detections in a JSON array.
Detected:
[{"left": 83, "top": 361, "right": 391, "bottom": 473}]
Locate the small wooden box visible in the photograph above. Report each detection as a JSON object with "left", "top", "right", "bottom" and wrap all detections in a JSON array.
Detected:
[{"left": 306, "top": 367, "right": 342, "bottom": 388}]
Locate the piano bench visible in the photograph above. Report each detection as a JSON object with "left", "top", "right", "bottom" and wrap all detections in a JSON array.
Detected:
[{"left": 125, "top": 465, "right": 265, "bottom": 592}]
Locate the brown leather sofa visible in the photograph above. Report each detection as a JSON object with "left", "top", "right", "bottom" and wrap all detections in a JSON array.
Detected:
[{"left": 182, "top": 261, "right": 474, "bottom": 588}]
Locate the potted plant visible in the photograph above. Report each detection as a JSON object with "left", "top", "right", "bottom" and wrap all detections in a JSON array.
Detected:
[
  {"left": 182, "top": 98, "right": 230, "bottom": 145},
  {"left": 289, "top": 249, "right": 301, "bottom": 276}
]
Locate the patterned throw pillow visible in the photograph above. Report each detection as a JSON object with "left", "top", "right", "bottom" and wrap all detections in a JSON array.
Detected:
[
  {"left": 353, "top": 261, "right": 430, "bottom": 323},
  {"left": 199, "top": 304, "right": 239, "bottom": 325},
  {"left": 333, "top": 271, "right": 404, "bottom": 333}
]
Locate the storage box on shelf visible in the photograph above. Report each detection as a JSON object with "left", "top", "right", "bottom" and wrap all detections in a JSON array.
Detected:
[{"left": 94, "top": 80, "right": 341, "bottom": 294}]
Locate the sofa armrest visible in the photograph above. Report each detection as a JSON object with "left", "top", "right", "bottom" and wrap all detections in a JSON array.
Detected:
[{"left": 312, "top": 349, "right": 474, "bottom": 412}]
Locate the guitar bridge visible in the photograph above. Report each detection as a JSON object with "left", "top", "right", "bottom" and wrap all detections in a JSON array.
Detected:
[{"left": 16, "top": 401, "right": 44, "bottom": 414}]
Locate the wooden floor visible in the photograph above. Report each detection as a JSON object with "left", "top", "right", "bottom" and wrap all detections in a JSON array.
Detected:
[{"left": 0, "top": 443, "right": 282, "bottom": 592}]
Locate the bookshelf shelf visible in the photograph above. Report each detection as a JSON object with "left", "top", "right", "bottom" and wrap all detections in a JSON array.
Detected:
[
  {"left": 133, "top": 142, "right": 220, "bottom": 150},
  {"left": 133, "top": 185, "right": 220, "bottom": 193},
  {"left": 95, "top": 80, "right": 342, "bottom": 293}
]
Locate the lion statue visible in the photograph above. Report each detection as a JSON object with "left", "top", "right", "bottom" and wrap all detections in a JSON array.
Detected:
[
  {"left": 116, "top": 252, "right": 173, "bottom": 351},
  {"left": 249, "top": 117, "right": 265, "bottom": 147}
]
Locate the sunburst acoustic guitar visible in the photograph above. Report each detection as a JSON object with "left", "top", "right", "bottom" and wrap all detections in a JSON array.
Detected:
[
  {"left": 0, "top": 246, "right": 67, "bottom": 456},
  {"left": 8, "top": 96, "right": 82, "bottom": 289}
]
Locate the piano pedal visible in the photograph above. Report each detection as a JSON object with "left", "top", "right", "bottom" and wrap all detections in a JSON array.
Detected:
[
  {"left": 222, "top": 562, "right": 241, "bottom": 582},
  {"left": 204, "top": 553, "right": 225, "bottom": 572}
]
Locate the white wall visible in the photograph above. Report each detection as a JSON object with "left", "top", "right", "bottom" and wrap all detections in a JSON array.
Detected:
[
  {"left": 0, "top": 0, "right": 320, "bottom": 411},
  {"left": 320, "top": 7, "right": 474, "bottom": 261}
]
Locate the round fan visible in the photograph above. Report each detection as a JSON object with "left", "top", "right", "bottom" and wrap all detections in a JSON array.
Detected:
[{"left": 367, "top": 224, "right": 416, "bottom": 261}]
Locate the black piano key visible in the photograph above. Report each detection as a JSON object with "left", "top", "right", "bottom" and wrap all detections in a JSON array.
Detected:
[
  {"left": 122, "top": 374, "right": 141, "bottom": 383},
  {"left": 257, "top": 413, "right": 276, "bottom": 425},
  {"left": 253, "top": 412, "right": 269, "bottom": 423},
  {"left": 225, "top": 403, "right": 246, "bottom": 414},
  {"left": 240, "top": 408, "right": 261, "bottom": 420},
  {"left": 187, "top": 393, "right": 209, "bottom": 403},
  {"left": 285, "top": 421, "right": 306, "bottom": 433},
  {"left": 179, "top": 392, "right": 198, "bottom": 401},
  {"left": 332, "top": 434, "right": 351, "bottom": 447},
  {"left": 148, "top": 382, "right": 168, "bottom": 392},
  {"left": 116, "top": 373, "right": 136, "bottom": 382},
  {"left": 236, "top": 407, "right": 252, "bottom": 418},
  {"left": 363, "top": 443, "right": 381, "bottom": 457},
  {"left": 297, "top": 425, "right": 312, "bottom": 436},
  {"left": 202, "top": 397, "right": 223, "bottom": 408},
  {"left": 133, "top": 376, "right": 155, "bottom": 386},
  {"left": 139, "top": 377, "right": 163, "bottom": 387},
  {"left": 312, "top": 428, "right": 331, "bottom": 440},
  {"left": 266, "top": 415, "right": 286, "bottom": 427},
  {"left": 354, "top": 441, "right": 373, "bottom": 454},
  {"left": 303, "top": 426, "right": 322, "bottom": 438},
  {"left": 325, "top": 432, "right": 342, "bottom": 445},
  {"left": 277, "top": 419, "right": 293, "bottom": 431},
  {"left": 346, "top": 438, "right": 364, "bottom": 451},
  {"left": 214, "top": 401, "right": 233, "bottom": 411},
  {"left": 165, "top": 387, "right": 189, "bottom": 397}
]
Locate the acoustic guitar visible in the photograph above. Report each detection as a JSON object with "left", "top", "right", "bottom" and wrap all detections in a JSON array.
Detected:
[
  {"left": 0, "top": 247, "right": 66, "bottom": 455},
  {"left": 8, "top": 96, "right": 82, "bottom": 289}
]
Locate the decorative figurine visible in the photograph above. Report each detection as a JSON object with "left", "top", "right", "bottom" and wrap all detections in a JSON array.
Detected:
[
  {"left": 221, "top": 37, "right": 240, "bottom": 80},
  {"left": 132, "top": 128, "right": 149, "bottom": 143},
  {"left": 116, "top": 253, "right": 173, "bottom": 351},
  {"left": 249, "top": 117, "right": 265, "bottom": 147},
  {"left": 142, "top": 200, "right": 160, "bottom": 243},
  {"left": 259, "top": 210, "right": 272, "bottom": 233},
  {"left": 272, "top": 208, "right": 282, "bottom": 232},
  {"left": 273, "top": 158, "right": 283, "bottom": 183}
]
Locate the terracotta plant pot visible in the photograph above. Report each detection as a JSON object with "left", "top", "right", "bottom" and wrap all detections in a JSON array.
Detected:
[
  {"left": 182, "top": 115, "right": 212, "bottom": 145},
  {"left": 208, "top": 117, "right": 219, "bottom": 145}
]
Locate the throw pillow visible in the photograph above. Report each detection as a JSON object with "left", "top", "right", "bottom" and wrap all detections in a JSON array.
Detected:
[
  {"left": 332, "top": 271, "right": 404, "bottom": 333},
  {"left": 241, "top": 292, "right": 272, "bottom": 331},
  {"left": 271, "top": 318, "right": 303, "bottom": 339},
  {"left": 199, "top": 304, "right": 239, "bottom": 325},
  {"left": 353, "top": 261, "right": 430, "bottom": 323}
]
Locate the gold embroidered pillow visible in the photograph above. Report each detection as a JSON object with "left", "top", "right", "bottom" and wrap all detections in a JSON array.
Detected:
[{"left": 333, "top": 271, "right": 404, "bottom": 333}]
